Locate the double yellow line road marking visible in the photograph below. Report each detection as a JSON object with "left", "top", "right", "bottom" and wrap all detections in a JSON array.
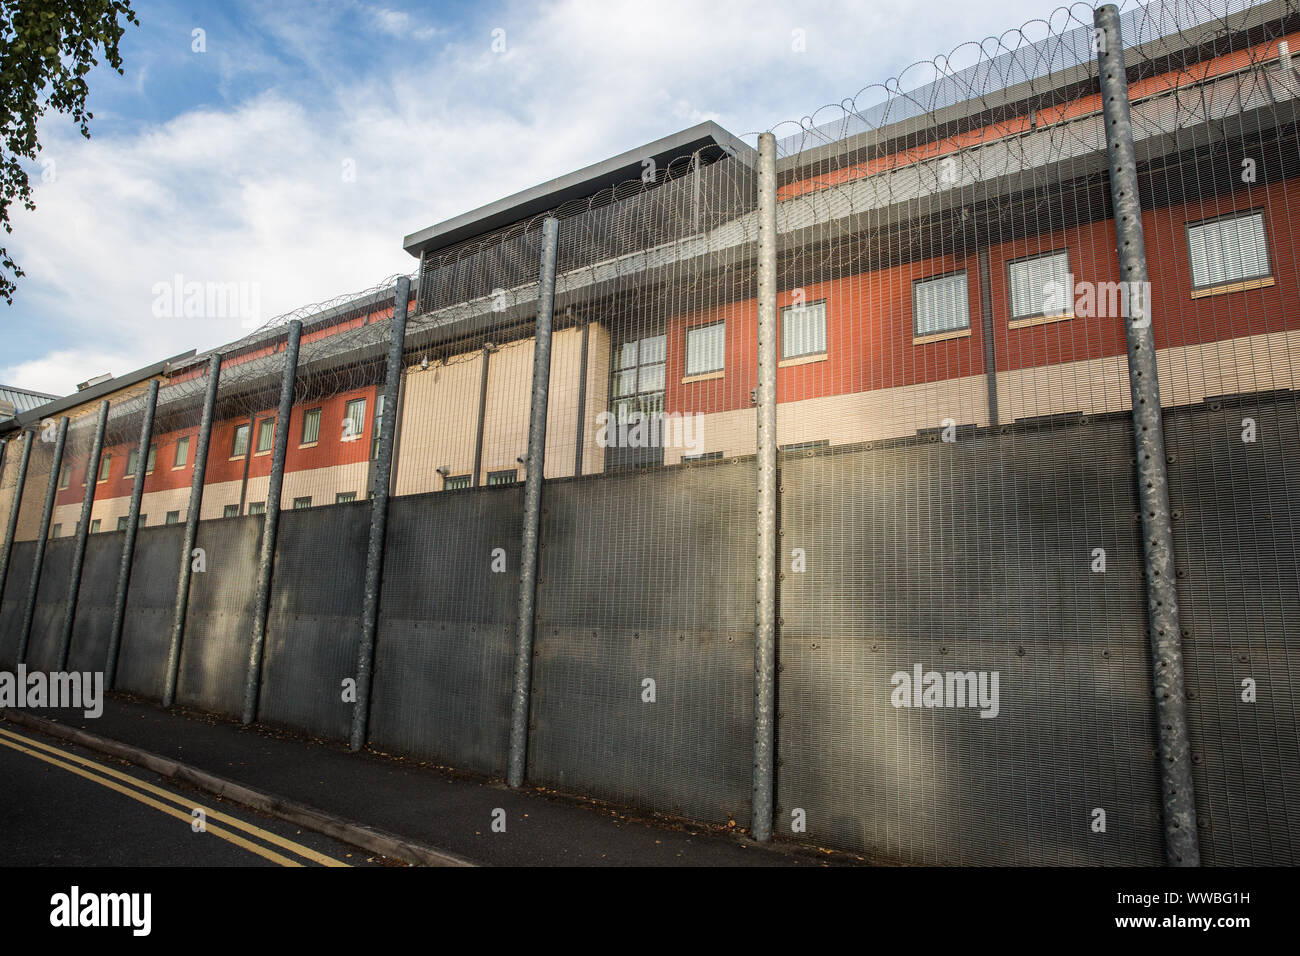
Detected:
[{"left": 0, "top": 724, "right": 350, "bottom": 867}]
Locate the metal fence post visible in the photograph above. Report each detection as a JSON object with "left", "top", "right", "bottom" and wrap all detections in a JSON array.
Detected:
[
  {"left": 17, "top": 416, "right": 69, "bottom": 663},
  {"left": 164, "top": 353, "right": 222, "bottom": 708},
  {"left": 349, "top": 278, "right": 410, "bottom": 751},
  {"left": 56, "top": 400, "right": 110, "bottom": 670},
  {"left": 752, "top": 131, "right": 779, "bottom": 842},
  {"left": 242, "top": 318, "right": 303, "bottom": 725},
  {"left": 507, "top": 215, "right": 560, "bottom": 788},
  {"left": 1095, "top": 3, "right": 1200, "bottom": 866},
  {"left": 106, "top": 379, "right": 159, "bottom": 688},
  {"left": 0, "top": 430, "right": 35, "bottom": 613}
]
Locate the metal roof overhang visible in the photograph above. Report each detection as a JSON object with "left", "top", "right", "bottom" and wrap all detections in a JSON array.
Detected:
[{"left": 401, "top": 121, "right": 757, "bottom": 260}]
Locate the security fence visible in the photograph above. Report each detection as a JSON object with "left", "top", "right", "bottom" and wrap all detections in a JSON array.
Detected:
[{"left": 1, "top": 0, "right": 1298, "bottom": 865}]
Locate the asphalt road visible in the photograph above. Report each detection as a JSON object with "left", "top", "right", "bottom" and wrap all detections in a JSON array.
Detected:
[{"left": 0, "top": 723, "right": 390, "bottom": 867}]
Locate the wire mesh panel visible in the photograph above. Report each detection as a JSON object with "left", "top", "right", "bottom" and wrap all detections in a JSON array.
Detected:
[
  {"left": 257, "top": 500, "right": 370, "bottom": 740},
  {"left": 368, "top": 488, "right": 522, "bottom": 775},
  {"left": 175, "top": 514, "right": 263, "bottom": 717},
  {"left": 23, "top": 537, "right": 73, "bottom": 673},
  {"left": 0, "top": 540, "right": 36, "bottom": 667},
  {"left": 529, "top": 461, "right": 757, "bottom": 825},
  {"left": 114, "top": 523, "right": 185, "bottom": 699},
  {"left": 1166, "top": 394, "right": 1300, "bottom": 865},
  {"left": 65, "top": 532, "right": 121, "bottom": 674},
  {"left": 778, "top": 420, "right": 1162, "bottom": 864}
]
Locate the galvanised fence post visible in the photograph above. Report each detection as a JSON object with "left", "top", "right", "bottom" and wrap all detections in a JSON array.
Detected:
[
  {"left": 57, "top": 399, "right": 110, "bottom": 670},
  {"left": 164, "top": 353, "right": 221, "bottom": 708},
  {"left": 17, "top": 416, "right": 69, "bottom": 663},
  {"left": 1095, "top": 2, "right": 1200, "bottom": 866},
  {"left": 752, "top": 130, "right": 779, "bottom": 842},
  {"left": 242, "top": 318, "right": 303, "bottom": 725},
  {"left": 349, "top": 277, "right": 410, "bottom": 751},
  {"left": 507, "top": 215, "right": 560, "bottom": 788},
  {"left": 106, "top": 379, "right": 159, "bottom": 688}
]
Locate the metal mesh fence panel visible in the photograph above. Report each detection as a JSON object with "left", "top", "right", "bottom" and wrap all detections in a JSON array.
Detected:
[
  {"left": 175, "top": 513, "right": 263, "bottom": 717},
  {"left": 368, "top": 489, "right": 522, "bottom": 775},
  {"left": 66, "top": 532, "right": 124, "bottom": 674},
  {"left": 257, "top": 500, "right": 370, "bottom": 740},
  {"left": 0, "top": 540, "right": 36, "bottom": 667},
  {"left": 114, "top": 523, "right": 185, "bottom": 700}
]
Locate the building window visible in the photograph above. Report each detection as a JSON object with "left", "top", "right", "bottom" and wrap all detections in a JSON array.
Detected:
[
  {"left": 292, "top": 496, "right": 312, "bottom": 509},
  {"left": 342, "top": 398, "right": 366, "bottom": 442},
  {"left": 371, "top": 394, "right": 385, "bottom": 460},
  {"left": 126, "top": 445, "right": 156, "bottom": 476},
  {"left": 487, "top": 469, "right": 518, "bottom": 486},
  {"left": 685, "top": 321, "right": 725, "bottom": 375},
  {"left": 165, "top": 510, "right": 180, "bottom": 525},
  {"left": 682, "top": 451, "right": 724, "bottom": 462},
  {"left": 174, "top": 436, "right": 190, "bottom": 468},
  {"left": 223, "top": 504, "right": 240, "bottom": 518},
  {"left": 50, "top": 523, "right": 61, "bottom": 538},
  {"left": 335, "top": 491, "right": 357, "bottom": 504},
  {"left": 231, "top": 423, "right": 250, "bottom": 458},
  {"left": 97, "top": 454, "right": 112, "bottom": 482},
  {"left": 611, "top": 334, "right": 666, "bottom": 422},
  {"left": 255, "top": 417, "right": 275, "bottom": 454},
  {"left": 248, "top": 502, "right": 266, "bottom": 516},
  {"left": 1187, "top": 211, "right": 1270, "bottom": 290},
  {"left": 58, "top": 464, "right": 70, "bottom": 489},
  {"left": 138, "top": 514, "right": 147, "bottom": 527},
  {"left": 147, "top": 445, "right": 156, "bottom": 473},
  {"left": 1008, "top": 251, "right": 1072, "bottom": 320},
  {"left": 90, "top": 519, "right": 101, "bottom": 534},
  {"left": 117, "top": 516, "right": 129, "bottom": 531},
  {"left": 780, "top": 300, "right": 828, "bottom": 359},
  {"left": 444, "top": 474, "right": 472, "bottom": 491},
  {"left": 301, "top": 407, "right": 322, "bottom": 445},
  {"left": 913, "top": 272, "right": 970, "bottom": 337}
]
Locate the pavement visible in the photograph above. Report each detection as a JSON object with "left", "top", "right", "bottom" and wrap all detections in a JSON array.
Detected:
[{"left": 1, "top": 694, "right": 865, "bottom": 867}]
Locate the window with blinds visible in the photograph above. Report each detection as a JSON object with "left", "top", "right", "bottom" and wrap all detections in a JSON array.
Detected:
[
  {"left": 1187, "top": 211, "right": 1270, "bottom": 289},
  {"left": 301, "top": 407, "right": 322, "bottom": 445},
  {"left": 913, "top": 272, "right": 970, "bottom": 336},
  {"left": 685, "top": 321, "right": 725, "bottom": 375},
  {"left": 1008, "top": 251, "right": 1072, "bottom": 319},
  {"left": 256, "top": 417, "right": 274, "bottom": 453},
  {"left": 343, "top": 398, "right": 366, "bottom": 442},
  {"left": 781, "top": 301, "right": 827, "bottom": 359}
]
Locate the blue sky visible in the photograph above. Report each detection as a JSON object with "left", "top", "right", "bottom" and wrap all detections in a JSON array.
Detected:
[{"left": 4, "top": 0, "right": 1067, "bottom": 394}]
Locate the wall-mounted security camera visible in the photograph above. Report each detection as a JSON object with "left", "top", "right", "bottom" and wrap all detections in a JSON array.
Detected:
[{"left": 436, "top": 466, "right": 449, "bottom": 476}]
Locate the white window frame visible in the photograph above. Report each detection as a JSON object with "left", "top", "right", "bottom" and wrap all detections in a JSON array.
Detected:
[
  {"left": 912, "top": 271, "right": 971, "bottom": 338},
  {"left": 685, "top": 321, "right": 725, "bottom": 376},
  {"left": 780, "top": 300, "right": 828, "bottom": 360},
  {"left": 1007, "top": 250, "right": 1073, "bottom": 321},
  {"left": 1186, "top": 210, "right": 1271, "bottom": 291}
]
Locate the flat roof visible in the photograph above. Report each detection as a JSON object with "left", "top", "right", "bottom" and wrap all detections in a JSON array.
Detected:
[{"left": 401, "top": 121, "right": 755, "bottom": 259}]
